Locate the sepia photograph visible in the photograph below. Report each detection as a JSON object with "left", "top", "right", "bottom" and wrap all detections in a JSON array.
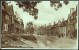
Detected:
[{"left": 1, "top": 0, "right": 78, "bottom": 49}]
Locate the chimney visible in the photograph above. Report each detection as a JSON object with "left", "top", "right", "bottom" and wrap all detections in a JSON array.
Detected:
[
  {"left": 70, "top": 8, "right": 74, "bottom": 14},
  {"left": 76, "top": 6, "right": 77, "bottom": 16}
]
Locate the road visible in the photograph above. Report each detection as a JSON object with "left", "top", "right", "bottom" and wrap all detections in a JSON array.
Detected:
[{"left": 9, "top": 34, "right": 78, "bottom": 49}]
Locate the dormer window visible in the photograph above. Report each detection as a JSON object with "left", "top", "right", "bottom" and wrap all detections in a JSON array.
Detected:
[
  {"left": 70, "top": 8, "right": 74, "bottom": 14},
  {"left": 6, "top": 14, "right": 9, "bottom": 20}
]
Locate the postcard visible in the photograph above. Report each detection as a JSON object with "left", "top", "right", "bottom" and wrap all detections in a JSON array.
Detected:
[{"left": 1, "top": 1, "right": 78, "bottom": 49}]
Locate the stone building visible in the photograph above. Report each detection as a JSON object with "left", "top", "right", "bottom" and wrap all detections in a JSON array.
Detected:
[
  {"left": 49, "top": 6, "right": 77, "bottom": 38},
  {"left": 66, "top": 7, "right": 77, "bottom": 38},
  {"left": 13, "top": 12, "right": 24, "bottom": 34},
  {"left": 20, "top": 19, "right": 24, "bottom": 34},
  {"left": 2, "top": 1, "right": 13, "bottom": 34},
  {"left": 37, "top": 25, "right": 44, "bottom": 35},
  {"left": 50, "top": 22, "right": 59, "bottom": 36},
  {"left": 58, "top": 19, "right": 67, "bottom": 38},
  {"left": 2, "top": 1, "right": 24, "bottom": 34},
  {"left": 11, "top": 15, "right": 16, "bottom": 34},
  {"left": 33, "top": 6, "right": 77, "bottom": 38}
]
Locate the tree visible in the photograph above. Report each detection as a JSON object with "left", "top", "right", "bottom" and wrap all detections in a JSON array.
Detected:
[
  {"left": 50, "top": 0, "right": 69, "bottom": 11},
  {"left": 15, "top": 1, "right": 69, "bottom": 19},
  {"left": 16, "top": 1, "right": 39, "bottom": 20},
  {"left": 25, "top": 22, "right": 34, "bottom": 34}
]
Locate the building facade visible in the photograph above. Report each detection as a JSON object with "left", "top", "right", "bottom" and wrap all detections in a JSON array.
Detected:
[
  {"left": 51, "top": 6, "right": 77, "bottom": 38},
  {"left": 2, "top": 1, "right": 24, "bottom": 34},
  {"left": 35, "top": 6, "right": 77, "bottom": 39}
]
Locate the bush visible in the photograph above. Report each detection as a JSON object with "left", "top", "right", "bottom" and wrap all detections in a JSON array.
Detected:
[
  {"left": 21, "top": 35, "right": 37, "bottom": 43},
  {"left": 11, "top": 34, "right": 20, "bottom": 41}
]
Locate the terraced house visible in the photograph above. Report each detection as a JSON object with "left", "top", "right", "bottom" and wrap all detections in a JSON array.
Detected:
[
  {"left": 51, "top": 6, "right": 77, "bottom": 38},
  {"left": 2, "top": 1, "right": 24, "bottom": 34},
  {"left": 36, "top": 6, "right": 77, "bottom": 38}
]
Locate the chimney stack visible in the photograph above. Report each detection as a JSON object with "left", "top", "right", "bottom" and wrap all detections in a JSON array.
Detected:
[{"left": 70, "top": 8, "right": 74, "bottom": 14}]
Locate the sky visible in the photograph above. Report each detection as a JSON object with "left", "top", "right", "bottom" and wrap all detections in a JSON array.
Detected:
[{"left": 8, "top": 1, "right": 78, "bottom": 28}]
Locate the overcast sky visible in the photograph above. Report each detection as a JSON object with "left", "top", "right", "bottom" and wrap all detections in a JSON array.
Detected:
[{"left": 8, "top": 1, "right": 78, "bottom": 28}]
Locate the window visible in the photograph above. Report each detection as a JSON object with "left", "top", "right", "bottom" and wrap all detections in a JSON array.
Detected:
[
  {"left": 4, "top": 24, "right": 8, "bottom": 31},
  {"left": 6, "top": 15, "right": 9, "bottom": 20}
]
